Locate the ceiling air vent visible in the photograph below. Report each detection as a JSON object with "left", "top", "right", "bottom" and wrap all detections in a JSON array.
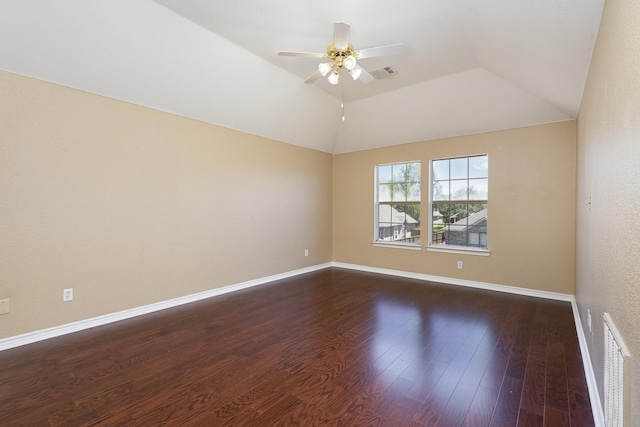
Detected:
[{"left": 370, "top": 66, "right": 397, "bottom": 79}]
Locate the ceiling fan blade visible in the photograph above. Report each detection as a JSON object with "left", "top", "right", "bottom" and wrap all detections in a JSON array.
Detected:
[
  {"left": 356, "top": 43, "right": 405, "bottom": 59},
  {"left": 278, "top": 51, "right": 325, "bottom": 58},
  {"left": 333, "top": 22, "right": 351, "bottom": 50},
  {"left": 304, "top": 70, "right": 322, "bottom": 84},
  {"left": 358, "top": 67, "right": 374, "bottom": 83}
]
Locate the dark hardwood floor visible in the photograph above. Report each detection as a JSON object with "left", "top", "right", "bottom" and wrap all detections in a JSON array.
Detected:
[{"left": 0, "top": 268, "right": 594, "bottom": 426}]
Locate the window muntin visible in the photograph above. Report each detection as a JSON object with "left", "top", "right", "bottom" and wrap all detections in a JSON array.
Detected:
[
  {"left": 375, "top": 162, "right": 421, "bottom": 246},
  {"left": 431, "top": 155, "right": 488, "bottom": 249}
]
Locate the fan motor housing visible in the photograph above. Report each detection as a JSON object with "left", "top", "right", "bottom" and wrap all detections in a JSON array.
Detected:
[{"left": 325, "top": 43, "right": 356, "bottom": 68}]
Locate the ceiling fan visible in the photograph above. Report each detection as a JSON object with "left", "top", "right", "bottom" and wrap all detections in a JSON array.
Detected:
[{"left": 278, "top": 22, "right": 405, "bottom": 85}]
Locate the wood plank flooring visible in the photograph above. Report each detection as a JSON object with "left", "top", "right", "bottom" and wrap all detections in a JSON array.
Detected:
[{"left": 0, "top": 268, "right": 595, "bottom": 426}]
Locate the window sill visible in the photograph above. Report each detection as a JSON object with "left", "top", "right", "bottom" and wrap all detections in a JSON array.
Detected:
[
  {"left": 426, "top": 245, "right": 490, "bottom": 256},
  {"left": 372, "top": 242, "right": 422, "bottom": 251}
]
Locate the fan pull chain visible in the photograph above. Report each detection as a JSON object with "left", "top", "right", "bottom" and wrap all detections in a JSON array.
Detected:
[{"left": 341, "top": 86, "right": 346, "bottom": 122}]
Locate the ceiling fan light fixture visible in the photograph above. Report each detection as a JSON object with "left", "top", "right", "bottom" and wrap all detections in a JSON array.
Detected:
[
  {"left": 350, "top": 65, "right": 363, "bottom": 81},
  {"left": 327, "top": 70, "right": 340, "bottom": 85},
  {"left": 343, "top": 55, "right": 357, "bottom": 71},
  {"left": 280, "top": 22, "right": 404, "bottom": 86},
  {"left": 318, "top": 62, "right": 333, "bottom": 76}
]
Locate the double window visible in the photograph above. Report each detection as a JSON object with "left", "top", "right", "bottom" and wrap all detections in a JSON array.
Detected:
[
  {"left": 374, "top": 155, "right": 488, "bottom": 251},
  {"left": 374, "top": 162, "right": 421, "bottom": 246},
  {"left": 430, "top": 155, "right": 488, "bottom": 249}
]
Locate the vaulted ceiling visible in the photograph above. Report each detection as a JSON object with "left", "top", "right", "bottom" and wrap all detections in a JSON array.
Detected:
[{"left": 0, "top": 0, "right": 604, "bottom": 153}]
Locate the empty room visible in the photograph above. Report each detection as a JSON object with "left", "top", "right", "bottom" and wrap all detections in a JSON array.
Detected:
[{"left": 1, "top": 0, "right": 638, "bottom": 426}]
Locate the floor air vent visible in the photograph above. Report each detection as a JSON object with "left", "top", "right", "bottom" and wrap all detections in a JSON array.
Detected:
[{"left": 603, "top": 313, "right": 631, "bottom": 427}]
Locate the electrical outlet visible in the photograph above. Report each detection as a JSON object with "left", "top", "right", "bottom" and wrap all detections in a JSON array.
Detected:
[
  {"left": 588, "top": 309, "right": 592, "bottom": 333},
  {"left": 304, "top": 249, "right": 309, "bottom": 257},
  {"left": 457, "top": 261, "right": 463, "bottom": 269},
  {"left": 63, "top": 288, "right": 73, "bottom": 302},
  {"left": 0, "top": 298, "right": 9, "bottom": 315}
]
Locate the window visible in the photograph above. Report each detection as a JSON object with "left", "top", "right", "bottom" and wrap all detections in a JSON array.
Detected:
[
  {"left": 430, "top": 155, "right": 488, "bottom": 250},
  {"left": 375, "top": 162, "right": 421, "bottom": 246}
]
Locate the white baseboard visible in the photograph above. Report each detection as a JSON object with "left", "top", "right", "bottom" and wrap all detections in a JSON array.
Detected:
[
  {"left": 571, "top": 298, "right": 605, "bottom": 427},
  {"left": 331, "top": 262, "right": 574, "bottom": 301},
  {"left": 332, "top": 261, "right": 605, "bottom": 426},
  {"left": 0, "top": 263, "right": 332, "bottom": 352}
]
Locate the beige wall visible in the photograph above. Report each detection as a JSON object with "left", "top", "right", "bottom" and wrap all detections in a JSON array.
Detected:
[
  {"left": 577, "top": 0, "right": 640, "bottom": 422},
  {"left": 333, "top": 121, "right": 577, "bottom": 294},
  {"left": 0, "top": 71, "right": 333, "bottom": 339}
]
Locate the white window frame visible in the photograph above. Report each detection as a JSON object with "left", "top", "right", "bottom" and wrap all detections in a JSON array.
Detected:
[
  {"left": 427, "top": 154, "right": 490, "bottom": 256},
  {"left": 373, "top": 161, "right": 422, "bottom": 250}
]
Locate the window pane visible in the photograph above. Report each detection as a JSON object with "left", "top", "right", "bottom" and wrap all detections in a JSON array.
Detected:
[
  {"left": 464, "top": 203, "right": 488, "bottom": 248},
  {"left": 392, "top": 203, "right": 420, "bottom": 244},
  {"left": 378, "top": 165, "right": 392, "bottom": 183},
  {"left": 450, "top": 180, "right": 468, "bottom": 200},
  {"left": 432, "top": 205, "right": 444, "bottom": 223},
  {"left": 378, "top": 223, "right": 392, "bottom": 241},
  {"left": 407, "top": 183, "right": 420, "bottom": 201},
  {"left": 393, "top": 164, "right": 406, "bottom": 182},
  {"left": 392, "top": 209, "right": 406, "bottom": 226},
  {"left": 406, "top": 162, "right": 421, "bottom": 183},
  {"left": 378, "top": 204, "right": 392, "bottom": 223},
  {"left": 378, "top": 205, "right": 393, "bottom": 242},
  {"left": 432, "top": 205, "right": 445, "bottom": 245},
  {"left": 469, "top": 155, "right": 488, "bottom": 178},
  {"left": 469, "top": 232, "right": 480, "bottom": 246},
  {"left": 467, "top": 204, "right": 488, "bottom": 244},
  {"left": 432, "top": 160, "right": 449, "bottom": 181},
  {"left": 450, "top": 157, "right": 467, "bottom": 180},
  {"left": 433, "top": 180, "right": 449, "bottom": 201},
  {"left": 469, "top": 178, "right": 488, "bottom": 200},
  {"left": 378, "top": 184, "right": 391, "bottom": 202},
  {"left": 445, "top": 213, "right": 468, "bottom": 245},
  {"left": 393, "top": 183, "right": 406, "bottom": 202}
]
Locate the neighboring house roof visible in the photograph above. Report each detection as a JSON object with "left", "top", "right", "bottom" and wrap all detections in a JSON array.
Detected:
[
  {"left": 433, "top": 209, "right": 444, "bottom": 225},
  {"left": 379, "top": 206, "right": 418, "bottom": 225},
  {"left": 446, "top": 209, "right": 487, "bottom": 231}
]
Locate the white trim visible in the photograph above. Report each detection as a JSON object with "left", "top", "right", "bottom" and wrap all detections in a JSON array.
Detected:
[
  {"left": 372, "top": 242, "right": 422, "bottom": 250},
  {"left": 0, "top": 263, "right": 332, "bottom": 352},
  {"left": 426, "top": 246, "right": 491, "bottom": 256},
  {"left": 332, "top": 262, "right": 572, "bottom": 301},
  {"left": 572, "top": 298, "right": 605, "bottom": 427}
]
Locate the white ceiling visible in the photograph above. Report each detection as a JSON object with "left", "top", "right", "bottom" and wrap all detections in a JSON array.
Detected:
[{"left": 0, "top": 0, "right": 604, "bottom": 153}]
